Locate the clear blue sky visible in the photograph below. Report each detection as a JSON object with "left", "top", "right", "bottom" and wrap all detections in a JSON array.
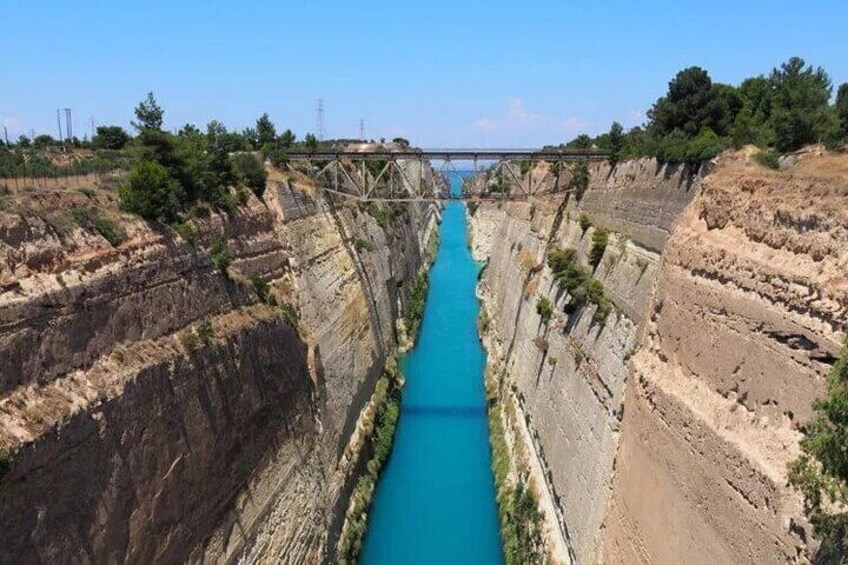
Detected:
[{"left": 2, "top": 1, "right": 846, "bottom": 147}]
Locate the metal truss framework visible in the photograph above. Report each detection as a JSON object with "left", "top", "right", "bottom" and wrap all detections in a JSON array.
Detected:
[{"left": 282, "top": 149, "right": 607, "bottom": 201}]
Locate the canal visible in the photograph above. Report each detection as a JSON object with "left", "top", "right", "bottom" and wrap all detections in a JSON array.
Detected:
[{"left": 361, "top": 174, "right": 503, "bottom": 564}]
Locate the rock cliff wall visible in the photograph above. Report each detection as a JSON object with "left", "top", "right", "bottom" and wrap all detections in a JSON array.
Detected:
[
  {"left": 470, "top": 149, "right": 846, "bottom": 563},
  {"left": 0, "top": 166, "right": 439, "bottom": 563},
  {"left": 601, "top": 149, "right": 846, "bottom": 564}
]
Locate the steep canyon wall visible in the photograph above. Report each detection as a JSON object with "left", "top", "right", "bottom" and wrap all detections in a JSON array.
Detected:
[
  {"left": 471, "top": 149, "right": 847, "bottom": 563},
  {"left": 0, "top": 167, "right": 438, "bottom": 564}
]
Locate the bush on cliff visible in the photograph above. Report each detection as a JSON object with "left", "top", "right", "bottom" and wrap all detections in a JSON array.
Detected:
[
  {"left": 536, "top": 296, "right": 553, "bottom": 324},
  {"left": 118, "top": 159, "right": 184, "bottom": 222},
  {"left": 230, "top": 152, "right": 267, "bottom": 197},
  {"left": 589, "top": 227, "right": 610, "bottom": 269},
  {"left": 404, "top": 272, "right": 429, "bottom": 341},
  {"left": 789, "top": 338, "right": 848, "bottom": 561}
]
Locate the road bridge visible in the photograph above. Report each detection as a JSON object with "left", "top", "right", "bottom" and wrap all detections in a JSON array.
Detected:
[{"left": 281, "top": 148, "right": 607, "bottom": 201}]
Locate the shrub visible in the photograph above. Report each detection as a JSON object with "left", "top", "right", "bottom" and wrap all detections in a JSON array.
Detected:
[
  {"left": 280, "top": 303, "right": 298, "bottom": 328},
  {"left": 94, "top": 217, "right": 125, "bottom": 247},
  {"left": 571, "top": 161, "right": 590, "bottom": 200},
  {"left": 93, "top": 125, "right": 130, "bottom": 150},
  {"left": 789, "top": 338, "right": 848, "bottom": 559},
  {"left": 230, "top": 152, "right": 268, "bottom": 197},
  {"left": 354, "top": 237, "right": 374, "bottom": 252},
  {"left": 586, "top": 279, "right": 612, "bottom": 322},
  {"left": 209, "top": 235, "right": 231, "bottom": 275},
  {"left": 196, "top": 320, "right": 214, "bottom": 346},
  {"left": 181, "top": 329, "right": 200, "bottom": 351},
  {"left": 118, "top": 159, "right": 185, "bottom": 222},
  {"left": 754, "top": 150, "right": 781, "bottom": 170},
  {"left": 404, "top": 272, "right": 429, "bottom": 341},
  {"left": 172, "top": 219, "right": 198, "bottom": 244},
  {"left": 589, "top": 227, "right": 610, "bottom": 268},
  {"left": 579, "top": 212, "right": 592, "bottom": 232},
  {"left": 536, "top": 296, "right": 553, "bottom": 324},
  {"left": 249, "top": 274, "right": 272, "bottom": 304}
]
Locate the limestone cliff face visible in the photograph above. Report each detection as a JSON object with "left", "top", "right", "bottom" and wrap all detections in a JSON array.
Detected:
[
  {"left": 602, "top": 149, "right": 846, "bottom": 564},
  {"left": 0, "top": 168, "right": 439, "bottom": 563},
  {"left": 470, "top": 150, "right": 846, "bottom": 563}
]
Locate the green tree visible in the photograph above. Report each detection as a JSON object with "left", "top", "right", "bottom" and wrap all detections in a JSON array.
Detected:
[
  {"left": 304, "top": 133, "right": 319, "bottom": 152},
  {"left": 256, "top": 113, "right": 277, "bottom": 146},
  {"left": 589, "top": 227, "right": 609, "bottom": 268},
  {"left": 649, "top": 67, "right": 716, "bottom": 137},
  {"left": 118, "top": 159, "right": 184, "bottom": 221},
  {"left": 536, "top": 296, "right": 553, "bottom": 324},
  {"left": 567, "top": 134, "right": 593, "bottom": 150},
  {"left": 571, "top": 161, "right": 589, "bottom": 200},
  {"left": 32, "top": 134, "right": 57, "bottom": 149},
  {"left": 230, "top": 152, "right": 268, "bottom": 197},
  {"left": 93, "top": 126, "right": 131, "bottom": 150},
  {"left": 769, "top": 57, "right": 833, "bottom": 152},
  {"left": 608, "top": 122, "right": 624, "bottom": 166},
  {"left": 836, "top": 83, "right": 848, "bottom": 139},
  {"left": 278, "top": 129, "right": 296, "bottom": 148},
  {"left": 17, "top": 135, "right": 31, "bottom": 148},
  {"left": 132, "top": 92, "right": 164, "bottom": 132}
]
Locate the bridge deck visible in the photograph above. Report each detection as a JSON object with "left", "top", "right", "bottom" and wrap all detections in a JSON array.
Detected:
[{"left": 283, "top": 149, "right": 607, "bottom": 161}]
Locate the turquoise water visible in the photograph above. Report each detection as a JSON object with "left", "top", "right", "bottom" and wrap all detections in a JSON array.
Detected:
[{"left": 361, "top": 175, "right": 503, "bottom": 564}]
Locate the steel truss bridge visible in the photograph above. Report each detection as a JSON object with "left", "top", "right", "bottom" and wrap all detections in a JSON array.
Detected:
[{"left": 281, "top": 149, "right": 607, "bottom": 201}]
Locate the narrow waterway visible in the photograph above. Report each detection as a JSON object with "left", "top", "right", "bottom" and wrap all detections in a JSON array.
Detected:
[{"left": 361, "top": 174, "right": 503, "bottom": 564}]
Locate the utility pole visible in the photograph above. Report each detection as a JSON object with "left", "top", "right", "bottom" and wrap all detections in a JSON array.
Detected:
[
  {"left": 57, "top": 108, "right": 63, "bottom": 141},
  {"left": 359, "top": 118, "right": 365, "bottom": 141},
  {"left": 3, "top": 127, "right": 8, "bottom": 146},
  {"left": 316, "top": 98, "right": 325, "bottom": 141},
  {"left": 64, "top": 108, "right": 73, "bottom": 141},
  {"left": 90, "top": 116, "right": 96, "bottom": 139}
]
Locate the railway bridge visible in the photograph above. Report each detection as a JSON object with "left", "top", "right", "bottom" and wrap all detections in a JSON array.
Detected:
[{"left": 281, "top": 148, "right": 607, "bottom": 201}]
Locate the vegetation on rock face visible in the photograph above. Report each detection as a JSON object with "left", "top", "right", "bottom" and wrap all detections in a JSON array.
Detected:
[
  {"left": 338, "top": 363, "right": 403, "bottom": 565},
  {"left": 789, "top": 339, "right": 848, "bottom": 562},
  {"left": 589, "top": 227, "right": 610, "bottom": 268},
  {"left": 754, "top": 149, "right": 781, "bottom": 170},
  {"left": 571, "top": 161, "right": 590, "bottom": 201},
  {"left": 209, "top": 235, "right": 231, "bottom": 275},
  {"left": 404, "top": 272, "right": 429, "bottom": 342},
  {"left": 548, "top": 247, "right": 613, "bottom": 322},
  {"left": 486, "top": 378, "right": 544, "bottom": 565},
  {"left": 550, "top": 57, "right": 848, "bottom": 167},
  {"left": 579, "top": 212, "right": 592, "bottom": 232},
  {"left": 536, "top": 296, "right": 553, "bottom": 324},
  {"left": 230, "top": 152, "right": 268, "bottom": 198}
]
